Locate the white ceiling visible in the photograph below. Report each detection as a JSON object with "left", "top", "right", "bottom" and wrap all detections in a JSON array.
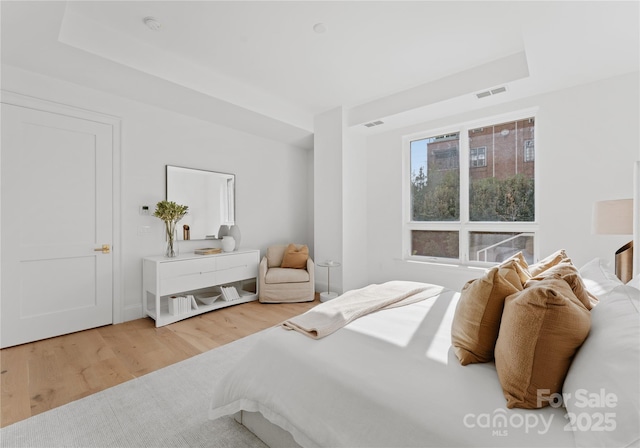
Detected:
[{"left": 2, "top": 1, "right": 639, "bottom": 149}]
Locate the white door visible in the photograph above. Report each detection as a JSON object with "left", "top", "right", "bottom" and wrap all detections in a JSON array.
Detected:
[{"left": 1, "top": 103, "right": 114, "bottom": 348}]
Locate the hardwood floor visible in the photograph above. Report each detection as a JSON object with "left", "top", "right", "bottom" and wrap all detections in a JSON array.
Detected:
[{"left": 0, "top": 297, "right": 318, "bottom": 428}]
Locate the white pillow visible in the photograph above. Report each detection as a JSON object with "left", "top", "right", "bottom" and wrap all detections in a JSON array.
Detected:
[
  {"left": 579, "top": 258, "right": 624, "bottom": 297},
  {"left": 562, "top": 284, "right": 640, "bottom": 448}
]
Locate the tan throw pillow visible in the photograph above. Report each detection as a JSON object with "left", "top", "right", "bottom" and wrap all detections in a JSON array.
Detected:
[
  {"left": 528, "top": 249, "right": 568, "bottom": 277},
  {"left": 281, "top": 244, "right": 309, "bottom": 269},
  {"left": 494, "top": 278, "right": 591, "bottom": 409},
  {"left": 498, "top": 252, "right": 531, "bottom": 285},
  {"left": 528, "top": 259, "right": 599, "bottom": 310},
  {"left": 451, "top": 260, "right": 523, "bottom": 365}
]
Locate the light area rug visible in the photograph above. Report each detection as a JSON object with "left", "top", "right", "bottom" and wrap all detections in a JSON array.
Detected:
[{"left": 1, "top": 331, "right": 268, "bottom": 448}]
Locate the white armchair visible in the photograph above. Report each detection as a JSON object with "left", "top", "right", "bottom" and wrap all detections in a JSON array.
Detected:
[{"left": 259, "top": 244, "right": 315, "bottom": 303}]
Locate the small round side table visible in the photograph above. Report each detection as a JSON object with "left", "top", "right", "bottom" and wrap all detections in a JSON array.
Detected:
[{"left": 317, "top": 260, "right": 341, "bottom": 302}]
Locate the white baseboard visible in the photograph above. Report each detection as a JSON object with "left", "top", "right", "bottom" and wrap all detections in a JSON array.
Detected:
[{"left": 121, "top": 303, "right": 144, "bottom": 323}]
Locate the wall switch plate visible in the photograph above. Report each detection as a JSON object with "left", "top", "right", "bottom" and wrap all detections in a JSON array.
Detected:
[
  {"left": 138, "top": 225, "right": 152, "bottom": 236},
  {"left": 139, "top": 205, "right": 151, "bottom": 216}
]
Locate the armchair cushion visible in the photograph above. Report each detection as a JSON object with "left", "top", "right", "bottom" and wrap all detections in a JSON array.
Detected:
[
  {"left": 265, "top": 267, "right": 311, "bottom": 284},
  {"left": 281, "top": 244, "right": 309, "bottom": 269}
]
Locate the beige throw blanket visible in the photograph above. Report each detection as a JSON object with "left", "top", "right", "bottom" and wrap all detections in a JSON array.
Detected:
[{"left": 281, "top": 281, "right": 445, "bottom": 339}]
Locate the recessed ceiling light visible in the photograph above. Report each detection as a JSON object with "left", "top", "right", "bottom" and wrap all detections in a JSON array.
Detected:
[
  {"left": 313, "top": 23, "right": 327, "bottom": 34},
  {"left": 143, "top": 16, "right": 162, "bottom": 31}
]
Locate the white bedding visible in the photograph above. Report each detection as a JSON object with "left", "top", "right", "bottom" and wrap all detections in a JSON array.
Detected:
[{"left": 209, "top": 287, "right": 576, "bottom": 447}]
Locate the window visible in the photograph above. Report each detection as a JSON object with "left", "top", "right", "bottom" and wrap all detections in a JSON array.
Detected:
[
  {"left": 524, "top": 139, "right": 535, "bottom": 162},
  {"left": 433, "top": 148, "right": 459, "bottom": 170},
  {"left": 470, "top": 147, "right": 487, "bottom": 168},
  {"left": 407, "top": 114, "right": 536, "bottom": 265}
]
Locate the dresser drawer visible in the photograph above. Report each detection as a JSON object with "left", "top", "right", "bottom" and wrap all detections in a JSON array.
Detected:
[
  {"left": 158, "top": 258, "right": 218, "bottom": 295},
  {"left": 161, "top": 271, "right": 217, "bottom": 296},
  {"left": 159, "top": 257, "right": 217, "bottom": 279},
  {"left": 217, "top": 252, "right": 257, "bottom": 270},
  {"left": 216, "top": 252, "right": 258, "bottom": 284}
]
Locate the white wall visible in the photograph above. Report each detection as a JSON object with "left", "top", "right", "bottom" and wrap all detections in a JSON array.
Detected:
[
  {"left": 313, "top": 108, "right": 369, "bottom": 295},
  {"left": 4, "top": 65, "right": 636, "bottom": 321},
  {"left": 313, "top": 108, "right": 344, "bottom": 293},
  {"left": 363, "top": 71, "right": 640, "bottom": 291},
  {"left": 342, "top": 130, "right": 369, "bottom": 292},
  {"left": 2, "top": 65, "right": 313, "bottom": 322}
]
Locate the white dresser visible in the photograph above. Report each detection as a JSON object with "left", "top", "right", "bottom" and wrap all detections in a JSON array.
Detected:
[{"left": 142, "top": 249, "right": 260, "bottom": 327}]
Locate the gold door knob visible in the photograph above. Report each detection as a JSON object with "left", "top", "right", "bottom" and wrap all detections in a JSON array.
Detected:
[{"left": 94, "top": 244, "right": 110, "bottom": 254}]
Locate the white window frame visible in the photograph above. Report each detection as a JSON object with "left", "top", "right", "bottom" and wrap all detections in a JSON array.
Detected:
[{"left": 402, "top": 109, "right": 540, "bottom": 267}]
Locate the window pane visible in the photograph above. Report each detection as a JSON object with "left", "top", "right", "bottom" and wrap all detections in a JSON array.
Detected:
[
  {"left": 411, "top": 230, "right": 459, "bottom": 258},
  {"left": 410, "top": 133, "right": 460, "bottom": 221},
  {"left": 524, "top": 140, "right": 535, "bottom": 162},
  {"left": 470, "top": 147, "right": 487, "bottom": 167},
  {"left": 468, "top": 118, "right": 535, "bottom": 222},
  {"left": 470, "top": 231, "right": 534, "bottom": 263}
]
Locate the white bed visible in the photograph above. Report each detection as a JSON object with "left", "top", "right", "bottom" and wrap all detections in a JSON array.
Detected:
[{"left": 209, "top": 260, "right": 640, "bottom": 447}]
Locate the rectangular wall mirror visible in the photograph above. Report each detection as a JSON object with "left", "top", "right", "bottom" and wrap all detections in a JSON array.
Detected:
[{"left": 166, "top": 165, "right": 235, "bottom": 241}]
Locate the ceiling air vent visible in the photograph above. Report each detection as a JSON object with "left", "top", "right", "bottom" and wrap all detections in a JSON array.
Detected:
[
  {"left": 363, "top": 120, "right": 384, "bottom": 128},
  {"left": 476, "top": 86, "right": 507, "bottom": 99}
]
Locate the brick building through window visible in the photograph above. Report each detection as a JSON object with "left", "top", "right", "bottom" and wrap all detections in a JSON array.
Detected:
[{"left": 468, "top": 118, "right": 535, "bottom": 181}]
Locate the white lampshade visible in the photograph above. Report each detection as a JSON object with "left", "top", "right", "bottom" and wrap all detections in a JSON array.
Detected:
[{"left": 593, "top": 199, "right": 633, "bottom": 235}]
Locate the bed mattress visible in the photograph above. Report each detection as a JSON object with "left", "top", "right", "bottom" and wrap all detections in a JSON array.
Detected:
[{"left": 209, "top": 288, "right": 576, "bottom": 447}]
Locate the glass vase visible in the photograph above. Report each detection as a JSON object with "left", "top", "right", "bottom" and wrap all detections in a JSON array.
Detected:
[{"left": 165, "top": 221, "right": 179, "bottom": 258}]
